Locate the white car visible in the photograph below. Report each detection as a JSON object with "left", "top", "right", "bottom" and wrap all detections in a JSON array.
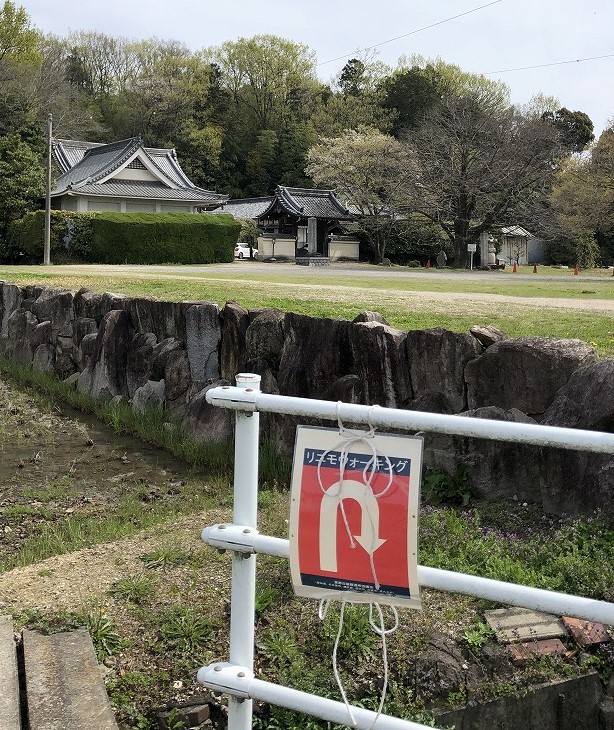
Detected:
[{"left": 234, "top": 243, "right": 258, "bottom": 259}]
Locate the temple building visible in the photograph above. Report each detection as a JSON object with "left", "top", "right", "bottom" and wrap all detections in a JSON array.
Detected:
[
  {"left": 212, "top": 185, "right": 359, "bottom": 261},
  {"left": 50, "top": 137, "right": 226, "bottom": 213}
]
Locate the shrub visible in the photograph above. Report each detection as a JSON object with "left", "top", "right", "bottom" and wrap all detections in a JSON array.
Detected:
[
  {"left": 88, "top": 212, "right": 239, "bottom": 264},
  {"left": 547, "top": 231, "right": 600, "bottom": 268},
  {"left": 423, "top": 464, "right": 477, "bottom": 506},
  {"left": 4, "top": 211, "right": 240, "bottom": 264},
  {"left": 5, "top": 210, "right": 95, "bottom": 263}
]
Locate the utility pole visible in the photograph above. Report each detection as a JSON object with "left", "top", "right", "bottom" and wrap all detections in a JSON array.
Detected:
[{"left": 44, "top": 113, "right": 52, "bottom": 266}]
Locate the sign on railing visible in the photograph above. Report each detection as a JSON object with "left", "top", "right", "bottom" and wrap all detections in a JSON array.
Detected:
[{"left": 198, "top": 376, "right": 614, "bottom": 730}]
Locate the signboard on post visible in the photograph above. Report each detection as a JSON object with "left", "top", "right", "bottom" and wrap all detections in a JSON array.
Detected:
[{"left": 289, "top": 426, "right": 423, "bottom": 609}]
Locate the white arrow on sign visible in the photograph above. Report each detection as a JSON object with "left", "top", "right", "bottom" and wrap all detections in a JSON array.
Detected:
[{"left": 319, "top": 479, "right": 386, "bottom": 573}]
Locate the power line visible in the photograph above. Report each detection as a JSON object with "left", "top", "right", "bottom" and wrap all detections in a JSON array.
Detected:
[
  {"left": 316, "top": 0, "right": 504, "bottom": 67},
  {"left": 483, "top": 52, "right": 614, "bottom": 75}
]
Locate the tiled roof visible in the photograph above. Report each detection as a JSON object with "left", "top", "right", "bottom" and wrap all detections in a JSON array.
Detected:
[
  {"left": 263, "top": 186, "right": 354, "bottom": 220},
  {"left": 51, "top": 137, "right": 226, "bottom": 203},
  {"left": 501, "top": 225, "right": 533, "bottom": 238},
  {"left": 53, "top": 139, "right": 104, "bottom": 172},
  {"left": 58, "top": 181, "right": 225, "bottom": 203},
  {"left": 143, "top": 147, "right": 194, "bottom": 188},
  {"left": 52, "top": 138, "right": 141, "bottom": 193},
  {"left": 210, "top": 197, "right": 273, "bottom": 218}
]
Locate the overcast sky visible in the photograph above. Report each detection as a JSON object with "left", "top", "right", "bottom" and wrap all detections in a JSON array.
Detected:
[{"left": 22, "top": 0, "right": 614, "bottom": 137}]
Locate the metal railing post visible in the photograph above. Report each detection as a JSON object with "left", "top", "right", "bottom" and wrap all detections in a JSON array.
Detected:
[{"left": 228, "top": 373, "right": 261, "bottom": 730}]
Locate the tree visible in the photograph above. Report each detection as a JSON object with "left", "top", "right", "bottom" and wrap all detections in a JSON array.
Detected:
[
  {"left": 0, "top": 0, "right": 39, "bottom": 64},
  {"left": 409, "top": 92, "right": 563, "bottom": 266},
  {"left": 206, "top": 35, "right": 317, "bottom": 130},
  {"left": 338, "top": 58, "right": 366, "bottom": 97},
  {"left": 550, "top": 126, "right": 614, "bottom": 265},
  {"left": 542, "top": 107, "right": 594, "bottom": 153},
  {"left": 381, "top": 64, "right": 442, "bottom": 136},
  {"left": 0, "top": 132, "right": 45, "bottom": 251},
  {"left": 306, "top": 127, "right": 417, "bottom": 262}
]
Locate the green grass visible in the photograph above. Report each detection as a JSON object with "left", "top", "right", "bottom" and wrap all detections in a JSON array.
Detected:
[
  {"left": 2, "top": 262, "right": 614, "bottom": 296},
  {"left": 0, "top": 491, "right": 221, "bottom": 573},
  {"left": 1, "top": 265, "right": 614, "bottom": 355}
]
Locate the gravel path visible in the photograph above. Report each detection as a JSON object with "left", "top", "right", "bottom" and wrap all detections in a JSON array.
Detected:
[{"left": 33, "top": 263, "right": 614, "bottom": 316}]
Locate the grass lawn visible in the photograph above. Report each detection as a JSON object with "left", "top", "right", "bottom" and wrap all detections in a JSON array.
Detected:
[{"left": 1, "top": 264, "right": 614, "bottom": 356}]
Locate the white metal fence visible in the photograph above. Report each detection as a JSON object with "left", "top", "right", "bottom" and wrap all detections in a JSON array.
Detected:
[{"left": 198, "top": 374, "right": 614, "bottom": 730}]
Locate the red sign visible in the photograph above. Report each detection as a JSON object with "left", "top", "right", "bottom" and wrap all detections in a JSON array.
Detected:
[{"left": 289, "top": 426, "right": 423, "bottom": 608}]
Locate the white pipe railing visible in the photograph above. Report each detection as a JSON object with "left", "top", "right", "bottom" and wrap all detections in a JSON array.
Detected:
[
  {"left": 205, "top": 386, "right": 614, "bottom": 454},
  {"left": 226, "top": 373, "right": 260, "bottom": 730},
  {"left": 199, "top": 380, "right": 614, "bottom": 730},
  {"left": 202, "top": 523, "right": 614, "bottom": 625}
]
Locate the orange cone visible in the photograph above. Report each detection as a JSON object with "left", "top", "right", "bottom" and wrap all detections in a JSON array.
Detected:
[
  {"left": 425, "top": 259, "right": 431, "bottom": 269},
  {"left": 512, "top": 262, "right": 518, "bottom": 273},
  {"left": 574, "top": 263, "right": 579, "bottom": 275},
  {"left": 532, "top": 264, "right": 537, "bottom": 273}
]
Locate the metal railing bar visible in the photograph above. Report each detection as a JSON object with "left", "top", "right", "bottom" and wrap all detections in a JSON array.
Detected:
[
  {"left": 202, "top": 523, "right": 614, "bottom": 625},
  {"left": 197, "top": 663, "right": 436, "bottom": 730},
  {"left": 205, "top": 387, "right": 614, "bottom": 454}
]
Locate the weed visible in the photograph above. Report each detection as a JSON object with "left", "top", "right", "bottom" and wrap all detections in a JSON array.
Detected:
[
  {"left": 1, "top": 504, "right": 52, "bottom": 518},
  {"left": 423, "top": 465, "right": 476, "bottom": 506},
  {"left": 446, "top": 687, "right": 467, "bottom": 707},
  {"left": 109, "top": 574, "right": 155, "bottom": 604},
  {"left": 140, "top": 547, "right": 190, "bottom": 570},
  {"left": 159, "top": 607, "right": 212, "bottom": 654},
  {"left": 23, "top": 475, "right": 75, "bottom": 503},
  {"left": 165, "top": 707, "right": 187, "bottom": 729},
  {"left": 322, "top": 603, "right": 377, "bottom": 660},
  {"left": 15, "top": 608, "right": 83, "bottom": 634},
  {"left": 255, "top": 584, "right": 278, "bottom": 619},
  {"left": 258, "top": 628, "right": 299, "bottom": 663},
  {"left": 86, "top": 609, "right": 126, "bottom": 660},
  {"left": 462, "top": 621, "right": 495, "bottom": 653},
  {"left": 37, "top": 568, "right": 53, "bottom": 578}
]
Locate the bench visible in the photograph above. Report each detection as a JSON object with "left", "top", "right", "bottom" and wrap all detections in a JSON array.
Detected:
[{"left": 1, "top": 616, "right": 118, "bottom": 729}]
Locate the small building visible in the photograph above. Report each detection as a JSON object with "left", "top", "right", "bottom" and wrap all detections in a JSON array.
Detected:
[
  {"left": 498, "top": 225, "right": 547, "bottom": 266},
  {"left": 50, "top": 137, "right": 226, "bottom": 213},
  {"left": 213, "top": 186, "right": 360, "bottom": 261}
]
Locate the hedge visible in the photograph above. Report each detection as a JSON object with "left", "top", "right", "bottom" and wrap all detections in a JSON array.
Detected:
[{"left": 4, "top": 210, "right": 240, "bottom": 265}]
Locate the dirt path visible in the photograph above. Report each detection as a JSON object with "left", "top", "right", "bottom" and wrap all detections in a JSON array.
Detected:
[
  {"left": 0, "top": 510, "right": 230, "bottom": 614},
  {"left": 22, "top": 263, "right": 614, "bottom": 316},
  {"left": 0, "top": 378, "right": 226, "bottom": 614}
]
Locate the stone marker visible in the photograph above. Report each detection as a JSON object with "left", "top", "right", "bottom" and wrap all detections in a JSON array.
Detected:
[{"left": 484, "top": 607, "right": 567, "bottom": 643}]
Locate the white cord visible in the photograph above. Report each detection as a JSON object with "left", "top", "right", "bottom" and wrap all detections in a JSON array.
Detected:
[
  {"left": 314, "top": 406, "right": 401, "bottom": 728},
  {"left": 319, "top": 599, "right": 399, "bottom": 729},
  {"left": 316, "top": 404, "right": 394, "bottom": 590}
]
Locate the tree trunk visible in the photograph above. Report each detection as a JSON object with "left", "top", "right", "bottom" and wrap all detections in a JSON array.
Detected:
[{"left": 453, "top": 219, "right": 470, "bottom": 268}]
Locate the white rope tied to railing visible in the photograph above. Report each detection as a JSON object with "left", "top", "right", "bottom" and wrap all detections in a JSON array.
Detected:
[{"left": 313, "top": 403, "right": 402, "bottom": 729}]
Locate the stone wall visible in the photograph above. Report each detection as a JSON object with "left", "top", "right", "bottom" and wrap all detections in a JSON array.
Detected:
[{"left": 1, "top": 281, "right": 612, "bottom": 523}]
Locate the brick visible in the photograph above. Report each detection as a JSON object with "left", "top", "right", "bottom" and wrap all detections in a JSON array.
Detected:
[
  {"left": 562, "top": 616, "right": 612, "bottom": 648},
  {"left": 506, "top": 638, "right": 567, "bottom": 663}
]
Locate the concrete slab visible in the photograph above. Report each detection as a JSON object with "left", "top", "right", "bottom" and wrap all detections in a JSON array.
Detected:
[
  {"left": 23, "top": 627, "right": 118, "bottom": 729},
  {"left": 0, "top": 616, "right": 21, "bottom": 730},
  {"left": 562, "top": 616, "right": 612, "bottom": 648},
  {"left": 484, "top": 607, "right": 567, "bottom": 643}
]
